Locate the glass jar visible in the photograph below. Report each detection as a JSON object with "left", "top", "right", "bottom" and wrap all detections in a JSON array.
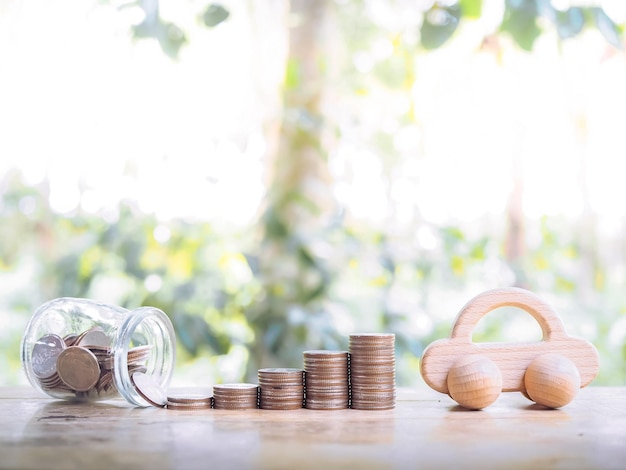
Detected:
[{"left": 20, "top": 297, "right": 176, "bottom": 407}]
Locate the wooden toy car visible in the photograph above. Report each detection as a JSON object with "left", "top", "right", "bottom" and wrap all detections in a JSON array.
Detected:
[{"left": 420, "top": 287, "right": 600, "bottom": 410}]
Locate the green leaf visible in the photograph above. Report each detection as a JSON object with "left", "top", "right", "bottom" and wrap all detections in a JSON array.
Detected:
[
  {"left": 373, "top": 55, "right": 408, "bottom": 89},
  {"left": 469, "top": 240, "right": 487, "bottom": 261},
  {"left": 284, "top": 58, "right": 301, "bottom": 90},
  {"left": 174, "top": 313, "right": 205, "bottom": 354},
  {"left": 297, "top": 246, "right": 317, "bottom": 268},
  {"left": 203, "top": 4, "right": 230, "bottom": 28},
  {"left": 501, "top": 0, "right": 541, "bottom": 51},
  {"left": 263, "top": 208, "right": 289, "bottom": 239},
  {"left": 302, "top": 280, "right": 326, "bottom": 303},
  {"left": 133, "top": 20, "right": 187, "bottom": 59},
  {"left": 264, "top": 322, "right": 285, "bottom": 354},
  {"left": 460, "top": 0, "right": 483, "bottom": 19},
  {"left": 420, "top": 4, "right": 461, "bottom": 50},
  {"left": 441, "top": 226, "right": 465, "bottom": 243},
  {"left": 591, "top": 7, "right": 623, "bottom": 50}
]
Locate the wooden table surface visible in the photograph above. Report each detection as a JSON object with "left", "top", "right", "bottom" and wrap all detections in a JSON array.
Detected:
[{"left": 0, "top": 386, "right": 624, "bottom": 469}]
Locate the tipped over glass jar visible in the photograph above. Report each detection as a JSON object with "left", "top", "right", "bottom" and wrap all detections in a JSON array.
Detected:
[{"left": 20, "top": 297, "right": 176, "bottom": 407}]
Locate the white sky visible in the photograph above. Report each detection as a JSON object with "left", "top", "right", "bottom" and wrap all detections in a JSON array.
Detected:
[{"left": 0, "top": 0, "right": 625, "bottom": 233}]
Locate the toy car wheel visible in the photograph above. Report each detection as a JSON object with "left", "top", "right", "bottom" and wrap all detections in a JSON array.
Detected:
[
  {"left": 524, "top": 353, "right": 581, "bottom": 409},
  {"left": 447, "top": 355, "right": 502, "bottom": 410}
]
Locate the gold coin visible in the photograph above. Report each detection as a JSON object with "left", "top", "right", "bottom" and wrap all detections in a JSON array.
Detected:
[{"left": 56, "top": 346, "right": 101, "bottom": 392}]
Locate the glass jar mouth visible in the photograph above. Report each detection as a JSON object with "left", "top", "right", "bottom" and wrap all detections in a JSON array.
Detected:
[{"left": 113, "top": 306, "right": 176, "bottom": 406}]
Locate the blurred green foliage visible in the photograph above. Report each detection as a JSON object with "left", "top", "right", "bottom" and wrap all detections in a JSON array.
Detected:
[
  {"left": 2, "top": 168, "right": 625, "bottom": 386},
  {"left": 1, "top": 0, "right": 625, "bottom": 388},
  {"left": 119, "top": 1, "right": 623, "bottom": 59}
]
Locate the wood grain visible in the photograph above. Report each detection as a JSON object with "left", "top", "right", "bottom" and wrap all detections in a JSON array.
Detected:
[
  {"left": 420, "top": 287, "right": 600, "bottom": 395},
  {"left": 446, "top": 355, "right": 502, "bottom": 410},
  {"left": 0, "top": 386, "right": 624, "bottom": 469},
  {"left": 525, "top": 353, "right": 581, "bottom": 408}
]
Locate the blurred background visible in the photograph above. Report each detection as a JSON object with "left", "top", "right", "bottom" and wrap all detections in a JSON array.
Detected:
[{"left": 1, "top": 0, "right": 625, "bottom": 388}]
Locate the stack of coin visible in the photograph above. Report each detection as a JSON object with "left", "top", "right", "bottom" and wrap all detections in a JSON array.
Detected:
[
  {"left": 166, "top": 392, "right": 213, "bottom": 410},
  {"left": 31, "top": 327, "right": 152, "bottom": 399},
  {"left": 303, "top": 350, "right": 349, "bottom": 410},
  {"left": 213, "top": 384, "right": 259, "bottom": 409},
  {"left": 349, "top": 333, "right": 396, "bottom": 410},
  {"left": 258, "top": 368, "right": 304, "bottom": 410}
]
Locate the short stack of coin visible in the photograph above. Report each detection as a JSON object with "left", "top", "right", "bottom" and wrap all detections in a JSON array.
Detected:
[
  {"left": 166, "top": 392, "right": 213, "bottom": 410},
  {"left": 258, "top": 368, "right": 304, "bottom": 410},
  {"left": 303, "top": 350, "right": 349, "bottom": 410},
  {"left": 349, "top": 333, "right": 396, "bottom": 410},
  {"left": 31, "top": 327, "right": 152, "bottom": 400},
  {"left": 213, "top": 384, "right": 259, "bottom": 409}
]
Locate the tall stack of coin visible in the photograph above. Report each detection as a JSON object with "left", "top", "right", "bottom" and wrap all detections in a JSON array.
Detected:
[
  {"left": 213, "top": 384, "right": 259, "bottom": 409},
  {"left": 31, "top": 327, "right": 152, "bottom": 399},
  {"left": 349, "top": 333, "right": 396, "bottom": 410},
  {"left": 258, "top": 368, "right": 304, "bottom": 410},
  {"left": 303, "top": 350, "right": 349, "bottom": 410}
]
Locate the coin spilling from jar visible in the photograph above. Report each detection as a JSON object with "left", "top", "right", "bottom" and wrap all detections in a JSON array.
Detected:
[{"left": 32, "top": 328, "right": 396, "bottom": 412}]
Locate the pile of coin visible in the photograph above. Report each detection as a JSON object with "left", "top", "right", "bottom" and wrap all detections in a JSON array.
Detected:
[
  {"left": 31, "top": 327, "right": 152, "bottom": 400},
  {"left": 349, "top": 333, "right": 396, "bottom": 410},
  {"left": 213, "top": 383, "right": 259, "bottom": 409},
  {"left": 303, "top": 350, "right": 349, "bottom": 410},
  {"left": 258, "top": 368, "right": 304, "bottom": 410},
  {"left": 166, "top": 392, "right": 213, "bottom": 410}
]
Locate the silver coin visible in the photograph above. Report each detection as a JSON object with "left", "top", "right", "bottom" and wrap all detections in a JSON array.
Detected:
[
  {"left": 32, "top": 334, "right": 66, "bottom": 379},
  {"left": 258, "top": 368, "right": 303, "bottom": 374},
  {"left": 303, "top": 350, "right": 349, "bottom": 357},
  {"left": 131, "top": 371, "right": 167, "bottom": 407},
  {"left": 167, "top": 392, "right": 213, "bottom": 405},
  {"left": 76, "top": 327, "right": 110, "bottom": 348},
  {"left": 213, "top": 383, "right": 259, "bottom": 390}
]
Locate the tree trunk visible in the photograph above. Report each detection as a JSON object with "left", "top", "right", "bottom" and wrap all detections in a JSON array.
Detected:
[{"left": 248, "top": 0, "right": 336, "bottom": 377}]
